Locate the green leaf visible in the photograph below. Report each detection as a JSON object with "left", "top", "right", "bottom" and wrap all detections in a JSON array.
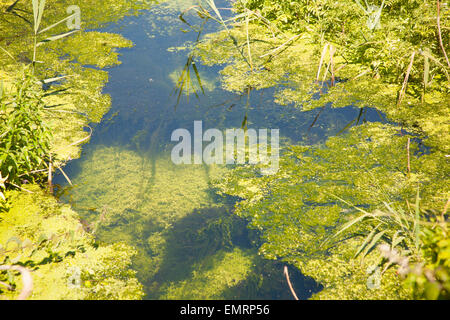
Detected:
[
  {"left": 362, "top": 230, "right": 386, "bottom": 258},
  {"left": 191, "top": 62, "right": 205, "bottom": 95},
  {"left": 32, "top": 0, "right": 39, "bottom": 31},
  {"left": 34, "top": 0, "right": 46, "bottom": 34},
  {"left": 38, "top": 13, "right": 77, "bottom": 34},
  {"left": 354, "top": 223, "right": 381, "bottom": 258}
]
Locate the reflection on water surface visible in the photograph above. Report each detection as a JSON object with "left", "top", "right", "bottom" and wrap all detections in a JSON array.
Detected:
[{"left": 57, "top": 0, "right": 379, "bottom": 299}]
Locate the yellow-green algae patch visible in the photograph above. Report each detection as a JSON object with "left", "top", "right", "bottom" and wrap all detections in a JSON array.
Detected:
[
  {"left": 57, "top": 32, "right": 134, "bottom": 69},
  {"left": 143, "top": 0, "right": 212, "bottom": 37},
  {"left": 0, "top": 186, "right": 143, "bottom": 300},
  {"left": 69, "top": 145, "right": 225, "bottom": 227},
  {"left": 160, "top": 248, "right": 255, "bottom": 299},
  {"left": 0, "top": 0, "right": 148, "bottom": 164},
  {"left": 0, "top": 0, "right": 159, "bottom": 299},
  {"left": 169, "top": 67, "right": 217, "bottom": 94},
  {"left": 66, "top": 145, "right": 257, "bottom": 298}
]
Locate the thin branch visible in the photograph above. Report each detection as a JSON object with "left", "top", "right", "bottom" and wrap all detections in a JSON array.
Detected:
[
  {"left": 6, "top": 182, "right": 33, "bottom": 193},
  {"left": 398, "top": 51, "right": 416, "bottom": 106},
  {"left": 330, "top": 45, "right": 336, "bottom": 87},
  {"left": 407, "top": 137, "right": 411, "bottom": 177},
  {"left": 316, "top": 44, "right": 329, "bottom": 82},
  {"left": 284, "top": 266, "right": 299, "bottom": 300},
  {"left": 0, "top": 281, "right": 13, "bottom": 290},
  {"left": 0, "top": 265, "right": 33, "bottom": 300},
  {"left": 69, "top": 125, "right": 92, "bottom": 146},
  {"left": 442, "top": 198, "right": 449, "bottom": 222},
  {"left": 55, "top": 165, "right": 72, "bottom": 186},
  {"left": 437, "top": 0, "right": 450, "bottom": 69},
  {"left": 18, "top": 168, "right": 47, "bottom": 177},
  {"left": 260, "top": 33, "right": 302, "bottom": 58},
  {"left": 48, "top": 154, "right": 53, "bottom": 193}
]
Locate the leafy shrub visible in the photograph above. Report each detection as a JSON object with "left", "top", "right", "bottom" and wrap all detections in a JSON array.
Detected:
[
  {"left": 0, "top": 70, "right": 51, "bottom": 196},
  {"left": 404, "top": 222, "right": 450, "bottom": 299}
]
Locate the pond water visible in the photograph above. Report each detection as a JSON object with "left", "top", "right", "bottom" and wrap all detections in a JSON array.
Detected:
[{"left": 56, "top": 0, "right": 381, "bottom": 299}]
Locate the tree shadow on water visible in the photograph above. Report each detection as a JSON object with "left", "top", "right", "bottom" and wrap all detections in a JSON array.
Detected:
[
  {"left": 152, "top": 206, "right": 251, "bottom": 286},
  {"left": 146, "top": 205, "right": 321, "bottom": 300},
  {"left": 222, "top": 261, "right": 322, "bottom": 300}
]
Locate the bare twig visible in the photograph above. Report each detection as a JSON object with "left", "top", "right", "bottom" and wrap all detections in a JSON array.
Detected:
[
  {"left": 316, "top": 44, "right": 329, "bottom": 82},
  {"left": 0, "top": 45, "right": 16, "bottom": 61},
  {"left": 260, "top": 33, "right": 302, "bottom": 58},
  {"left": 245, "top": 10, "right": 253, "bottom": 71},
  {"left": 0, "top": 265, "right": 33, "bottom": 300},
  {"left": 437, "top": 0, "right": 450, "bottom": 69},
  {"left": 48, "top": 154, "right": 53, "bottom": 193},
  {"left": 442, "top": 198, "right": 449, "bottom": 222},
  {"left": 6, "top": 182, "right": 33, "bottom": 193},
  {"left": 284, "top": 266, "right": 299, "bottom": 300},
  {"left": 351, "top": 69, "right": 370, "bottom": 81},
  {"left": 18, "top": 168, "right": 47, "bottom": 177},
  {"left": 407, "top": 137, "right": 411, "bottom": 177},
  {"left": 0, "top": 281, "right": 13, "bottom": 290},
  {"left": 56, "top": 165, "right": 72, "bottom": 186},
  {"left": 69, "top": 125, "right": 92, "bottom": 146},
  {"left": 330, "top": 45, "right": 336, "bottom": 87},
  {"left": 398, "top": 51, "right": 416, "bottom": 106}
]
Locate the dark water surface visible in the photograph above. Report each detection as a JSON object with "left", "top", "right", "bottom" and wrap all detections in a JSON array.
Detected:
[{"left": 56, "top": 0, "right": 379, "bottom": 299}]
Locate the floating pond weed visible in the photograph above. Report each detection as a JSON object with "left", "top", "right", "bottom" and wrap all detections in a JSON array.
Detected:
[
  {"left": 0, "top": 0, "right": 157, "bottom": 299},
  {"left": 64, "top": 145, "right": 282, "bottom": 298},
  {"left": 1, "top": 0, "right": 448, "bottom": 300},
  {"left": 0, "top": 186, "right": 143, "bottom": 300}
]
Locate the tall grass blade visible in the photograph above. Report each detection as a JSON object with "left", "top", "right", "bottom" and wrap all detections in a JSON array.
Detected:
[
  {"left": 337, "top": 119, "right": 355, "bottom": 135},
  {"left": 245, "top": 12, "right": 253, "bottom": 71},
  {"left": 32, "top": 0, "right": 39, "bottom": 32},
  {"left": 192, "top": 62, "right": 205, "bottom": 95},
  {"left": 260, "top": 34, "right": 302, "bottom": 59},
  {"left": 362, "top": 230, "right": 386, "bottom": 257},
  {"left": 392, "top": 231, "right": 405, "bottom": 249},
  {"left": 371, "top": 0, "right": 385, "bottom": 30},
  {"left": 56, "top": 165, "right": 72, "bottom": 186},
  {"left": 334, "top": 212, "right": 371, "bottom": 238},
  {"left": 36, "top": 0, "right": 46, "bottom": 33},
  {"left": 39, "top": 13, "right": 78, "bottom": 34},
  {"left": 414, "top": 187, "right": 421, "bottom": 252},
  {"left": 354, "top": 0, "right": 367, "bottom": 13},
  {"left": 316, "top": 44, "right": 329, "bottom": 82},
  {"left": 398, "top": 50, "right": 415, "bottom": 106},
  {"left": 419, "top": 49, "right": 449, "bottom": 81},
  {"left": 37, "top": 30, "right": 79, "bottom": 46},
  {"left": 5, "top": 0, "right": 20, "bottom": 12},
  {"left": 205, "top": 0, "right": 224, "bottom": 25},
  {"left": 0, "top": 45, "right": 16, "bottom": 61},
  {"left": 424, "top": 54, "right": 430, "bottom": 87},
  {"left": 356, "top": 107, "right": 364, "bottom": 125},
  {"left": 354, "top": 224, "right": 381, "bottom": 258},
  {"left": 383, "top": 201, "right": 409, "bottom": 229},
  {"left": 41, "top": 75, "right": 70, "bottom": 84}
]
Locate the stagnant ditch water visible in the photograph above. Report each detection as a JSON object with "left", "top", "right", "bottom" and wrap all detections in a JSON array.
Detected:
[{"left": 55, "top": 0, "right": 381, "bottom": 299}]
